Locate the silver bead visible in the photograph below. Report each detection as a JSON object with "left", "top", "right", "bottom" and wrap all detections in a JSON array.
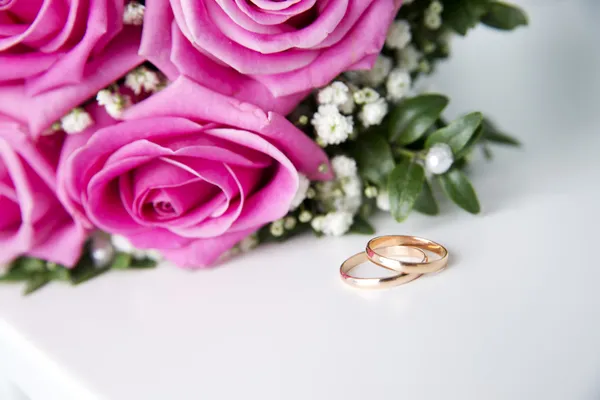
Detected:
[{"left": 426, "top": 143, "right": 454, "bottom": 175}]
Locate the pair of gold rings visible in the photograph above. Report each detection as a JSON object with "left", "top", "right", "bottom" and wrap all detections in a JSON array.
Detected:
[{"left": 340, "top": 235, "right": 449, "bottom": 289}]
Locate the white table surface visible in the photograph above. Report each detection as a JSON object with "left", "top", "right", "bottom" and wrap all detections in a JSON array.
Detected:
[{"left": 1, "top": 1, "right": 600, "bottom": 399}]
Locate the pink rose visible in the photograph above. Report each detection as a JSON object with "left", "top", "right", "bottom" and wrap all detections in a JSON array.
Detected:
[
  {"left": 0, "top": 116, "right": 86, "bottom": 267},
  {"left": 141, "top": 0, "right": 401, "bottom": 114},
  {"left": 59, "top": 77, "right": 333, "bottom": 267},
  {"left": 0, "top": 0, "right": 144, "bottom": 136}
]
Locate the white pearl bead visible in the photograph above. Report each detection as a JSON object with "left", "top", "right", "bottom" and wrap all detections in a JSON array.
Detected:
[
  {"left": 91, "top": 234, "right": 115, "bottom": 268},
  {"left": 426, "top": 143, "right": 454, "bottom": 175}
]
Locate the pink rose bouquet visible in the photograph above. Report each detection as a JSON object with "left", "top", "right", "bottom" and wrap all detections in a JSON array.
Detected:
[
  {"left": 0, "top": 0, "right": 143, "bottom": 136},
  {"left": 0, "top": 0, "right": 527, "bottom": 293},
  {"left": 0, "top": 117, "right": 86, "bottom": 266},
  {"left": 59, "top": 78, "right": 332, "bottom": 267},
  {"left": 140, "top": 0, "right": 401, "bottom": 113}
]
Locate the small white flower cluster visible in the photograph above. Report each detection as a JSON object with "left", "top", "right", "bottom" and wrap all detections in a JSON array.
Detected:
[
  {"left": 386, "top": 20, "right": 412, "bottom": 50},
  {"left": 311, "top": 155, "right": 363, "bottom": 236},
  {"left": 346, "top": 55, "right": 392, "bottom": 87},
  {"left": 311, "top": 103, "right": 354, "bottom": 146},
  {"left": 354, "top": 88, "right": 388, "bottom": 128},
  {"left": 311, "top": 211, "right": 354, "bottom": 237},
  {"left": 386, "top": 68, "right": 412, "bottom": 102},
  {"left": 397, "top": 44, "right": 422, "bottom": 73},
  {"left": 424, "top": 1, "right": 443, "bottom": 30},
  {"left": 317, "top": 81, "right": 354, "bottom": 114},
  {"left": 269, "top": 216, "right": 298, "bottom": 237},
  {"left": 97, "top": 89, "right": 131, "bottom": 118},
  {"left": 111, "top": 235, "right": 162, "bottom": 261},
  {"left": 124, "top": 66, "right": 161, "bottom": 95},
  {"left": 59, "top": 108, "right": 94, "bottom": 134},
  {"left": 123, "top": 2, "right": 145, "bottom": 26}
]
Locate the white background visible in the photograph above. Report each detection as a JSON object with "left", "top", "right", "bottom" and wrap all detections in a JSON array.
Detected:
[{"left": 1, "top": 1, "right": 600, "bottom": 399}]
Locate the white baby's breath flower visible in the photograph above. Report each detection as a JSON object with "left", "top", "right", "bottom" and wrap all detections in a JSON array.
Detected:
[
  {"left": 311, "top": 105, "right": 354, "bottom": 146},
  {"left": 386, "top": 68, "right": 412, "bottom": 102},
  {"left": 97, "top": 89, "right": 131, "bottom": 118},
  {"left": 123, "top": 2, "right": 145, "bottom": 25},
  {"left": 365, "top": 186, "right": 378, "bottom": 198},
  {"left": 60, "top": 108, "right": 94, "bottom": 134},
  {"left": 96, "top": 89, "right": 114, "bottom": 106},
  {"left": 424, "top": 10, "right": 442, "bottom": 30},
  {"left": 125, "top": 66, "right": 161, "bottom": 95},
  {"left": 339, "top": 96, "right": 355, "bottom": 115},
  {"left": 311, "top": 215, "right": 325, "bottom": 232},
  {"left": 331, "top": 155, "right": 357, "bottom": 179},
  {"left": 353, "top": 88, "right": 380, "bottom": 105},
  {"left": 397, "top": 44, "right": 422, "bottom": 73},
  {"left": 376, "top": 190, "right": 391, "bottom": 212},
  {"left": 321, "top": 211, "right": 354, "bottom": 237},
  {"left": 317, "top": 81, "right": 351, "bottom": 106},
  {"left": 386, "top": 20, "right": 412, "bottom": 50},
  {"left": 284, "top": 216, "right": 297, "bottom": 230},
  {"left": 239, "top": 234, "right": 259, "bottom": 252},
  {"left": 362, "top": 55, "right": 393, "bottom": 87},
  {"left": 429, "top": 1, "right": 443, "bottom": 14},
  {"left": 270, "top": 220, "right": 285, "bottom": 237},
  {"left": 359, "top": 98, "right": 388, "bottom": 128},
  {"left": 289, "top": 173, "right": 310, "bottom": 211},
  {"left": 299, "top": 210, "right": 312, "bottom": 223}
]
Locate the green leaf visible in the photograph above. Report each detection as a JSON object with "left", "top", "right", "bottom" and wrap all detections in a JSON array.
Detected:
[
  {"left": 69, "top": 258, "right": 110, "bottom": 285},
  {"left": 456, "top": 124, "right": 484, "bottom": 159},
  {"left": 348, "top": 133, "right": 395, "bottom": 186},
  {"left": 481, "top": 118, "right": 521, "bottom": 146},
  {"left": 0, "top": 267, "right": 30, "bottom": 282},
  {"left": 482, "top": 143, "right": 494, "bottom": 160},
  {"left": 425, "top": 112, "right": 483, "bottom": 155},
  {"left": 388, "top": 94, "right": 449, "bottom": 145},
  {"left": 414, "top": 179, "right": 439, "bottom": 216},
  {"left": 481, "top": 1, "right": 528, "bottom": 30},
  {"left": 24, "top": 274, "right": 51, "bottom": 295},
  {"left": 443, "top": 0, "right": 491, "bottom": 35},
  {"left": 485, "top": 131, "right": 521, "bottom": 146},
  {"left": 129, "top": 258, "right": 158, "bottom": 269},
  {"left": 438, "top": 169, "right": 481, "bottom": 214},
  {"left": 388, "top": 159, "right": 425, "bottom": 222},
  {"left": 111, "top": 252, "right": 132, "bottom": 270},
  {"left": 350, "top": 215, "right": 375, "bottom": 235},
  {"left": 21, "top": 258, "right": 46, "bottom": 273}
]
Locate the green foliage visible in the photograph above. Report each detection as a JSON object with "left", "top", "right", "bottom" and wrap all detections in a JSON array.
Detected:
[
  {"left": 414, "top": 179, "right": 440, "bottom": 215},
  {"left": 0, "top": 247, "right": 158, "bottom": 295},
  {"left": 388, "top": 94, "right": 449, "bottom": 145},
  {"left": 388, "top": 159, "right": 426, "bottom": 222},
  {"left": 349, "top": 132, "right": 395, "bottom": 187},
  {"left": 350, "top": 216, "right": 376, "bottom": 235},
  {"left": 426, "top": 112, "right": 483, "bottom": 156},
  {"left": 481, "top": 2, "right": 528, "bottom": 30},
  {"left": 443, "top": 0, "right": 491, "bottom": 35},
  {"left": 438, "top": 169, "right": 481, "bottom": 214}
]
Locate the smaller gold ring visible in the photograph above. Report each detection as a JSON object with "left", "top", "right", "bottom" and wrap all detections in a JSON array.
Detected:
[
  {"left": 340, "top": 247, "right": 426, "bottom": 289},
  {"left": 366, "top": 235, "right": 448, "bottom": 274}
]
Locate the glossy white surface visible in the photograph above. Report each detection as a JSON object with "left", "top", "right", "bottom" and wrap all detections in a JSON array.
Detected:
[{"left": 1, "top": 1, "right": 600, "bottom": 399}]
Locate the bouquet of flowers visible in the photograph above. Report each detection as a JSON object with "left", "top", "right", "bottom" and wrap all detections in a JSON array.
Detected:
[{"left": 0, "top": 0, "right": 526, "bottom": 294}]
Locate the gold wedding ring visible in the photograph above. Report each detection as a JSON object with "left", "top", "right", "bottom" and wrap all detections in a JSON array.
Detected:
[
  {"left": 366, "top": 235, "right": 448, "bottom": 274},
  {"left": 340, "top": 247, "right": 426, "bottom": 289}
]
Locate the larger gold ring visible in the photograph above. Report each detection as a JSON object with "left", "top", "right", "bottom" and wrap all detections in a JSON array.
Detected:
[
  {"left": 366, "top": 235, "right": 448, "bottom": 274},
  {"left": 340, "top": 247, "right": 426, "bottom": 289}
]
